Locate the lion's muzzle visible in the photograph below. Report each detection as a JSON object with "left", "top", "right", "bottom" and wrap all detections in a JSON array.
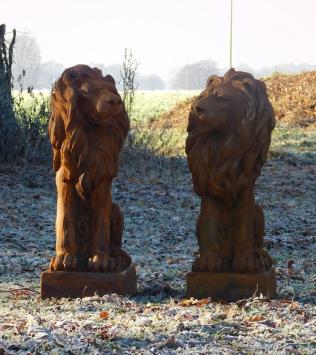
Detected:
[
  {"left": 190, "top": 98, "right": 229, "bottom": 131},
  {"left": 96, "top": 93, "right": 123, "bottom": 116}
]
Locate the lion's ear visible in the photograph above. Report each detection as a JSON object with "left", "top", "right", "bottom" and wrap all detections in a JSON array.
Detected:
[
  {"left": 48, "top": 101, "right": 66, "bottom": 171},
  {"left": 93, "top": 67, "right": 103, "bottom": 76},
  {"left": 58, "top": 76, "right": 78, "bottom": 125},
  {"left": 206, "top": 75, "right": 222, "bottom": 89},
  {"left": 62, "top": 69, "right": 78, "bottom": 85},
  {"left": 104, "top": 75, "right": 116, "bottom": 86},
  {"left": 223, "top": 68, "right": 236, "bottom": 81},
  {"left": 242, "top": 78, "right": 256, "bottom": 94},
  {"left": 49, "top": 96, "right": 65, "bottom": 149}
]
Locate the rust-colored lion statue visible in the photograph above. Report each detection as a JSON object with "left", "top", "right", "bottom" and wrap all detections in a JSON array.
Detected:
[
  {"left": 48, "top": 64, "right": 130, "bottom": 272},
  {"left": 186, "top": 68, "right": 276, "bottom": 274}
]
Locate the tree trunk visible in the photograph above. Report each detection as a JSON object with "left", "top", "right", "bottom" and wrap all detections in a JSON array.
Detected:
[{"left": 0, "top": 23, "right": 19, "bottom": 160}]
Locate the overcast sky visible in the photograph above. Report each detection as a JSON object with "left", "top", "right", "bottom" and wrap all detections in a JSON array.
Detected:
[{"left": 1, "top": 0, "right": 316, "bottom": 79}]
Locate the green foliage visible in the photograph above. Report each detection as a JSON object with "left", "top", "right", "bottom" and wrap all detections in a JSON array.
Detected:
[
  {"left": 131, "top": 127, "right": 186, "bottom": 157},
  {"left": 13, "top": 90, "right": 50, "bottom": 160}
]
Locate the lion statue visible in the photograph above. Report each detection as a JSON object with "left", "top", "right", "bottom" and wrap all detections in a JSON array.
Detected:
[
  {"left": 186, "top": 68, "right": 275, "bottom": 274},
  {"left": 48, "top": 64, "right": 131, "bottom": 272}
]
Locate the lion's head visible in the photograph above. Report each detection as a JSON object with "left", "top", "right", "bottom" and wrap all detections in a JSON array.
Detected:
[
  {"left": 48, "top": 65, "right": 129, "bottom": 183},
  {"left": 186, "top": 68, "right": 275, "bottom": 200}
]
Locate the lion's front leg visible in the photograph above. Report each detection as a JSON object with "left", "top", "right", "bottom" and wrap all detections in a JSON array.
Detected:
[
  {"left": 233, "top": 185, "right": 273, "bottom": 273},
  {"left": 232, "top": 183, "right": 257, "bottom": 273},
  {"left": 194, "top": 196, "right": 231, "bottom": 272},
  {"left": 253, "top": 204, "right": 273, "bottom": 272},
  {"left": 50, "top": 168, "right": 78, "bottom": 271},
  {"left": 88, "top": 181, "right": 112, "bottom": 272},
  {"left": 108, "top": 203, "right": 132, "bottom": 272}
]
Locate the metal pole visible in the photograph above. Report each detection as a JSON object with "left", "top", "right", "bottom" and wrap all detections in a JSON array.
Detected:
[
  {"left": 186, "top": 54, "right": 189, "bottom": 90},
  {"left": 229, "top": 0, "right": 233, "bottom": 68}
]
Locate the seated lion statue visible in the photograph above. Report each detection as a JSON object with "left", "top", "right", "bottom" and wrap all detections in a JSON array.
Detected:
[
  {"left": 186, "top": 68, "right": 276, "bottom": 273},
  {"left": 48, "top": 64, "right": 131, "bottom": 272}
]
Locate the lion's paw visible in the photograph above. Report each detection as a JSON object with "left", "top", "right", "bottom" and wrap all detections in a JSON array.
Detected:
[
  {"left": 50, "top": 253, "right": 77, "bottom": 271},
  {"left": 88, "top": 253, "right": 109, "bottom": 272},
  {"left": 233, "top": 249, "right": 272, "bottom": 273},
  {"left": 254, "top": 248, "right": 273, "bottom": 272},
  {"left": 108, "top": 248, "right": 131, "bottom": 272},
  {"left": 193, "top": 252, "right": 222, "bottom": 272},
  {"left": 233, "top": 252, "right": 256, "bottom": 273}
]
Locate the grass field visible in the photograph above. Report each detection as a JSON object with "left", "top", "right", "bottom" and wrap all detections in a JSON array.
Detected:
[{"left": 131, "top": 91, "right": 198, "bottom": 123}]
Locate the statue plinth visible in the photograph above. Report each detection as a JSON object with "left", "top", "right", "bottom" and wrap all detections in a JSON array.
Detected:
[
  {"left": 186, "top": 268, "right": 276, "bottom": 301},
  {"left": 41, "top": 263, "right": 137, "bottom": 299}
]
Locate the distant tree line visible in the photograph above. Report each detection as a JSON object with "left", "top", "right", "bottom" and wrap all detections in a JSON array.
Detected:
[
  {"left": 12, "top": 34, "right": 166, "bottom": 91},
  {"left": 169, "top": 59, "right": 220, "bottom": 90},
  {"left": 87, "top": 63, "right": 165, "bottom": 91},
  {"left": 237, "top": 62, "right": 316, "bottom": 79},
  {"left": 12, "top": 33, "right": 316, "bottom": 91},
  {"left": 12, "top": 34, "right": 64, "bottom": 90}
]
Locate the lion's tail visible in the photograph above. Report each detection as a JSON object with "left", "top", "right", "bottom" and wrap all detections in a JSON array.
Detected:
[
  {"left": 109, "top": 203, "right": 132, "bottom": 271},
  {"left": 110, "top": 203, "right": 124, "bottom": 249}
]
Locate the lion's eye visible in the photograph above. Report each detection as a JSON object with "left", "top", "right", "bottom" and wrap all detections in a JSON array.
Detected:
[
  {"left": 80, "top": 83, "right": 92, "bottom": 94},
  {"left": 216, "top": 93, "right": 227, "bottom": 101}
]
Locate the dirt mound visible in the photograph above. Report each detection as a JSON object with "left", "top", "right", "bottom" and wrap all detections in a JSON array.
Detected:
[
  {"left": 150, "top": 71, "right": 316, "bottom": 130},
  {"left": 265, "top": 71, "right": 316, "bottom": 126},
  {"left": 148, "top": 97, "right": 194, "bottom": 131}
]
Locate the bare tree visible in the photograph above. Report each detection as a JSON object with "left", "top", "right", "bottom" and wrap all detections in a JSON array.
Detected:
[
  {"left": 121, "top": 48, "right": 139, "bottom": 121},
  {"left": 169, "top": 59, "right": 220, "bottom": 90},
  {"left": 37, "top": 60, "right": 64, "bottom": 89},
  {"left": 12, "top": 33, "right": 41, "bottom": 89},
  {"left": 0, "top": 24, "right": 19, "bottom": 159}
]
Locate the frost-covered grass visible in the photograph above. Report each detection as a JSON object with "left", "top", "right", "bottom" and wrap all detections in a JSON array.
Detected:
[{"left": 0, "top": 146, "right": 315, "bottom": 354}]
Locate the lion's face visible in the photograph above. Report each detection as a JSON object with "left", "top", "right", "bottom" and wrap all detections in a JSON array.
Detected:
[
  {"left": 54, "top": 65, "right": 124, "bottom": 126},
  {"left": 77, "top": 76, "right": 123, "bottom": 123},
  {"left": 49, "top": 64, "right": 129, "bottom": 176},
  {"left": 189, "top": 70, "right": 260, "bottom": 132}
]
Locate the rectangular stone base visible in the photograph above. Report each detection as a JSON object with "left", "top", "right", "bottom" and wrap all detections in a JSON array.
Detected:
[
  {"left": 41, "top": 263, "right": 137, "bottom": 299},
  {"left": 186, "top": 268, "right": 276, "bottom": 301}
]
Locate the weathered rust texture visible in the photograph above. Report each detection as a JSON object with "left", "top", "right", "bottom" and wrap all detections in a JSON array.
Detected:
[
  {"left": 185, "top": 68, "right": 276, "bottom": 299},
  {"left": 42, "top": 65, "right": 136, "bottom": 298}
]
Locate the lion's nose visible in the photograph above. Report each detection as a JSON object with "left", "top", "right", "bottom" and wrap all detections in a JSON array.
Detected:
[{"left": 97, "top": 94, "right": 121, "bottom": 114}]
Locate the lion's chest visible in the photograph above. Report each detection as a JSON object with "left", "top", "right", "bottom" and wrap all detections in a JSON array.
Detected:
[
  {"left": 61, "top": 126, "right": 116, "bottom": 178},
  {"left": 187, "top": 134, "right": 254, "bottom": 199}
]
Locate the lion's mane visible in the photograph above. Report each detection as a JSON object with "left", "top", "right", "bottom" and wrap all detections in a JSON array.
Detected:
[
  {"left": 186, "top": 69, "right": 275, "bottom": 200},
  {"left": 48, "top": 65, "right": 129, "bottom": 190}
]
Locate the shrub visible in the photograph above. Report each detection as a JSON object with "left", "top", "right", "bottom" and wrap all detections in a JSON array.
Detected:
[{"left": 13, "top": 90, "right": 50, "bottom": 161}]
